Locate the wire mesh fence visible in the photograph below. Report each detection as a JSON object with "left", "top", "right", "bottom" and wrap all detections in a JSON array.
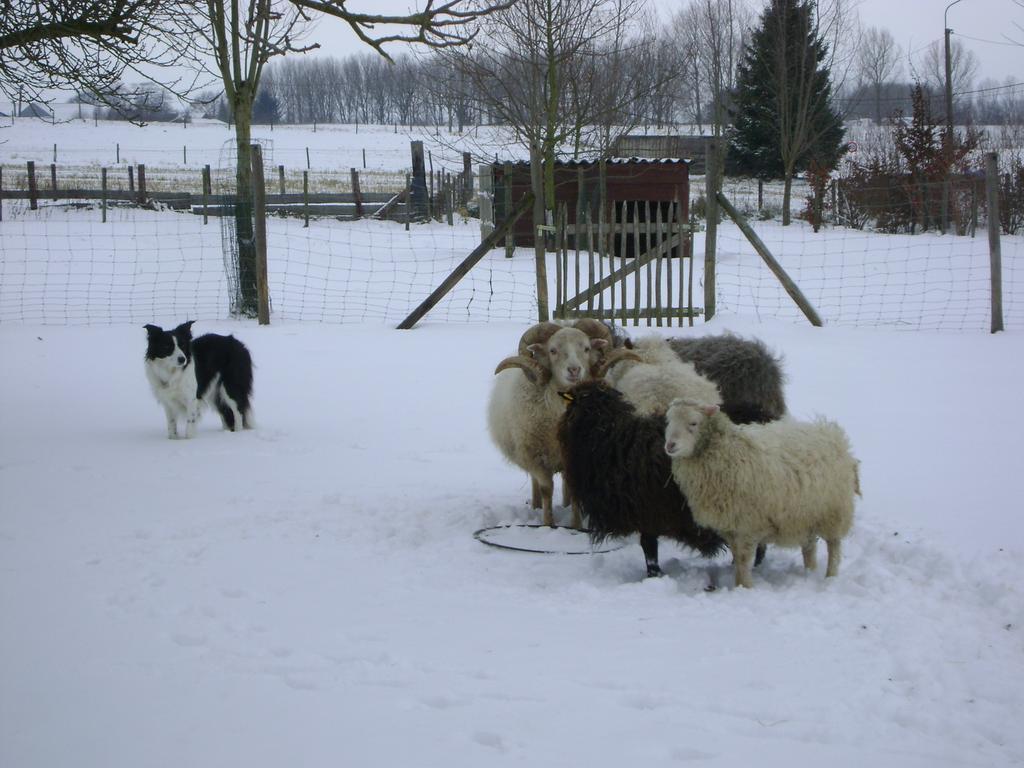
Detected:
[
  {"left": 0, "top": 198, "right": 539, "bottom": 325},
  {"left": 1, "top": 165, "right": 1019, "bottom": 331},
  {"left": 710, "top": 176, "right": 1021, "bottom": 332}
]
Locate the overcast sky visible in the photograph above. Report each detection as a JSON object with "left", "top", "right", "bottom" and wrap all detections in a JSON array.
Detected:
[{"left": 305, "top": 0, "right": 1021, "bottom": 83}]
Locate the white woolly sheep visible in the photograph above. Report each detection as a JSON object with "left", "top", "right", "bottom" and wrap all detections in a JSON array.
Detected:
[
  {"left": 487, "top": 323, "right": 633, "bottom": 527},
  {"left": 604, "top": 334, "right": 722, "bottom": 417},
  {"left": 664, "top": 399, "right": 860, "bottom": 589}
]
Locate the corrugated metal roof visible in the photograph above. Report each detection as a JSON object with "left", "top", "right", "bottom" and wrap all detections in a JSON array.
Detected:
[{"left": 493, "top": 157, "right": 691, "bottom": 168}]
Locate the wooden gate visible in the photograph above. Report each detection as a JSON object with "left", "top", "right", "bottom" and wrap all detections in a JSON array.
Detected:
[{"left": 551, "top": 199, "right": 701, "bottom": 326}]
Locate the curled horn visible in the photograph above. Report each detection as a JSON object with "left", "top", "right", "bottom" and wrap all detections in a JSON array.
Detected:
[
  {"left": 572, "top": 318, "right": 613, "bottom": 345},
  {"left": 594, "top": 348, "right": 643, "bottom": 378},
  {"left": 495, "top": 355, "right": 551, "bottom": 386},
  {"left": 517, "top": 321, "right": 564, "bottom": 356}
]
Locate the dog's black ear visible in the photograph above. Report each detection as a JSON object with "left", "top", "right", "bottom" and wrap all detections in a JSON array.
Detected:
[
  {"left": 144, "top": 324, "right": 162, "bottom": 336},
  {"left": 174, "top": 320, "right": 196, "bottom": 337}
]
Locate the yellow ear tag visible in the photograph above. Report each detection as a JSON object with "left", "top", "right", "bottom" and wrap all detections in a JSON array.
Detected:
[{"left": 559, "top": 391, "right": 575, "bottom": 403}]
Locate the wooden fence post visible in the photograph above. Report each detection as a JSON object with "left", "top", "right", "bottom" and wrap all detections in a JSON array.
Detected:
[
  {"left": 137, "top": 164, "right": 147, "bottom": 205},
  {"left": 50, "top": 163, "right": 57, "bottom": 200},
  {"left": 409, "top": 140, "right": 427, "bottom": 220},
  {"left": 462, "top": 152, "right": 473, "bottom": 206},
  {"left": 478, "top": 164, "right": 494, "bottom": 240},
  {"left": 202, "top": 165, "right": 211, "bottom": 225},
  {"left": 1, "top": 167, "right": 4, "bottom": 221},
  {"left": 101, "top": 167, "right": 107, "bottom": 223},
  {"left": 704, "top": 139, "right": 721, "bottom": 320},
  {"left": 128, "top": 165, "right": 134, "bottom": 194},
  {"left": 503, "top": 161, "right": 514, "bottom": 258},
  {"left": 985, "top": 152, "right": 1004, "bottom": 333},
  {"left": 27, "top": 161, "right": 38, "bottom": 210},
  {"left": 530, "top": 143, "right": 549, "bottom": 322},
  {"left": 350, "top": 168, "right": 364, "bottom": 218},
  {"left": 302, "top": 170, "right": 309, "bottom": 228},
  {"left": 405, "top": 173, "right": 411, "bottom": 232},
  {"left": 250, "top": 144, "right": 270, "bottom": 325},
  {"left": 278, "top": 165, "right": 285, "bottom": 195}
]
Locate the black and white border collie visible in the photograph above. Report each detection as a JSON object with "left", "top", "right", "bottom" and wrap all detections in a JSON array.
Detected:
[{"left": 144, "top": 321, "right": 254, "bottom": 439}]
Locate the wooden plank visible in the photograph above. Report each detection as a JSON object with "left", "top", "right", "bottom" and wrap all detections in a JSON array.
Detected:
[
  {"left": 372, "top": 188, "right": 407, "bottom": 219},
  {"left": 619, "top": 203, "right": 627, "bottom": 325},
  {"left": 586, "top": 210, "right": 595, "bottom": 313},
  {"left": 633, "top": 202, "right": 641, "bottom": 326},
  {"left": 555, "top": 204, "right": 564, "bottom": 318},
  {"left": 654, "top": 201, "right": 663, "bottom": 327},
  {"left": 562, "top": 232, "right": 683, "bottom": 312},
  {"left": 559, "top": 307, "right": 702, "bottom": 321},
  {"left": 717, "top": 191, "right": 823, "bottom": 327},
  {"left": 396, "top": 191, "right": 534, "bottom": 330}
]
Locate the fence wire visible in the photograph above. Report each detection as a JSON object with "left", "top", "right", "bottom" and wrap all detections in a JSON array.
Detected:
[{"left": 711, "top": 178, "right": 1020, "bottom": 331}]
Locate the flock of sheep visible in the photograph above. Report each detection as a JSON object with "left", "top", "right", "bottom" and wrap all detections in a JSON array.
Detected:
[{"left": 486, "top": 319, "right": 861, "bottom": 589}]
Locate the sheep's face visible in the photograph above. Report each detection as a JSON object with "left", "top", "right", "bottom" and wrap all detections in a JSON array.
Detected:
[
  {"left": 664, "top": 399, "right": 719, "bottom": 458},
  {"left": 529, "top": 327, "right": 604, "bottom": 390}
]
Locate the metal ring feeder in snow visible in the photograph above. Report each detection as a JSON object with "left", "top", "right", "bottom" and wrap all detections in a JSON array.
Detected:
[{"left": 473, "top": 524, "right": 625, "bottom": 555}]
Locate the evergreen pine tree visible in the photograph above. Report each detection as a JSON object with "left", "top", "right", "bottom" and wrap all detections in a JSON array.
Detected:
[{"left": 729, "top": 0, "right": 846, "bottom": 224}]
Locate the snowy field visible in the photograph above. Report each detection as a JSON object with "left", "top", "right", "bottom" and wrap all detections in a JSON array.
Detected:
[
  {"left": 2, "top": 117, "right": 1024, "bottom": 766},
  {"left": 2, "top": 316, "right": 1023, "bottom": 767}
]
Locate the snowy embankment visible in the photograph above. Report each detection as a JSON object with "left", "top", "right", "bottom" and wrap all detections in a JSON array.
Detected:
[{"left": 1, "top": 316, "right": 1022, "bottom": 767}]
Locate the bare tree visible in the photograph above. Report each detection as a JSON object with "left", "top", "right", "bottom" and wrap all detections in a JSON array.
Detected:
[
  {"left": 856, "top": 26, "right": 902, "bottom": 123},
  {"left": 286, "top": 0, "right": 516, "bottom": 60},
  {"left": 445, "top": 0, "right": 659, "bottom": 216},
  {"left": 673, "top": 0, "right": 752, "bottom": 137},
  {"left": 0, "top": 0, "right": 205, "bottom": 118},
  {"left": 919, "top": 38, "right": 978, "bottom": 119}
]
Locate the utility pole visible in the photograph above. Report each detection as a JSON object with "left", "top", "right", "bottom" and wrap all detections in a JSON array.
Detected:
[{"left": 943, "top": 0, "right": 963, "bottom": 146}]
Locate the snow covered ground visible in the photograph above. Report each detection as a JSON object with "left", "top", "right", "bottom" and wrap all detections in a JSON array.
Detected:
[
  {"left": 2, "top": 315, "right": 1023, "bottom": 767},
  {"left": 2, "top": 117, "right": 1023, "bottom": 767}
]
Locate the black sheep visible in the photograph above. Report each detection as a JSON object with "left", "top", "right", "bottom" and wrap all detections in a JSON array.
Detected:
[
  {"left": 666, "top": 334, "right": 787, "bottom": 424},
  {"left": 558, "top": 380, "right": 725, "bottom": 577}
]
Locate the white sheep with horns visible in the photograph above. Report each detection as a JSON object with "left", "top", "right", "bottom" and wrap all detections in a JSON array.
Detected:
[
  {"left": 664, "top": 399, "right": 860, "bottom": 589},
  {"left": 487, "top": 321, "right": 637, "bottom": 527},
  {"left": 604, "top": 334, "right": 722, "bottom": 417}
]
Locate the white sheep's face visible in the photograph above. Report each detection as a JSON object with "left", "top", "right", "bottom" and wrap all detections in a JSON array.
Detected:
[
  {"left": 664, "top": 399, "right": 719, "bottom": 458},
  {"left": 529, "top": 327, "right": 597, "bottom": 389}
]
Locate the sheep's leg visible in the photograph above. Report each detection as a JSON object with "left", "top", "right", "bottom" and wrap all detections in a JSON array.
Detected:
[
  {"left": 534, "top": 473, "right": 555, "bottom": 527},
  {"left": 731, "top": 538, "right": 756, "bottom": 588},
  {"left": 801, "top": 538, "right": 818, "bottom": 571},
  {"left": 569, "top": 501, "right": 583, "bottom": 530},
  {"left": 825, "top": 539, "right": 842, "bottom": 577},
  {"left": 561, "top": 476, "right": 572, "bottom": 508},
  {"left": 530, "top": 477, "right": 542, "bottom": 510},
  {"left": 639, "top": 534, "right": 662, "bottom": 577}
]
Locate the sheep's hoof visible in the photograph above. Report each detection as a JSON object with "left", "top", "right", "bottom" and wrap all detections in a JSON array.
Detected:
[{"left": 645, "top": 564, "right": 663, "bottom": 578}]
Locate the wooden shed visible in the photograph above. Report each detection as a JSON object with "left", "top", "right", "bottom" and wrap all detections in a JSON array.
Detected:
[{"left": 491, "top": 158, "right": 690, "bottom": 256}]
